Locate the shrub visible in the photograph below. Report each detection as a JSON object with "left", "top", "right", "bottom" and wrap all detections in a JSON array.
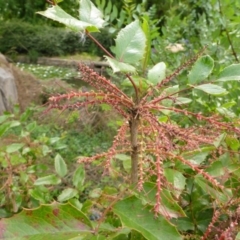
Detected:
[{"left": 0, "top": 20, "right": 108, "bottom": 58}]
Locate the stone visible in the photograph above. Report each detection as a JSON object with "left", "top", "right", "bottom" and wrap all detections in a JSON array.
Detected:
[
  {"left": 0, "top": 53, "right": 43, "bottom": 115},
  {"left": 0, "top": 54, "right": 18, "bottom": 114}
]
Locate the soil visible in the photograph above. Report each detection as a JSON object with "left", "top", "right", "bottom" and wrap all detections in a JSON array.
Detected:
[{"left": 10, "top": 62, "right": 74, "bottom": 112}]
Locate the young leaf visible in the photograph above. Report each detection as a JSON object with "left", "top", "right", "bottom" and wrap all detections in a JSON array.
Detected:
[
  {"left": 6, "top": 143, "right": 24, "bottom": 153},
  {"left": 174, "top": 97, "right": 192, "bottom": 105},
  {"left": 216, "top": 63, "right": 240, "bottom": 81},
  {"left": 37, "top": 5, "right": 98, "bottom": 32},
  {"left": 113, "top": 196, "right": 182, "bottom": 240},
  {"left": 148, "top": 62, "right": 166, "bottom": 85},
  {"left": 141, "top": 16, "right": 151, "bottom": 71},
  {"left": 194, "top": 84, "right": 228, "bottom": 96},
  {"left": 114, "top": 20, "right": 146, "bottom": 64},
  {"left": 188, "top": 55, "right": 214, "bottom": 84},
  {"left": 34, "top": 174, "right": 61, "bottom": 185},
  {"left": 105, "top": 56, "right": 136, "bottom": 73},
  {"left": 72, "top": 164, "right": 85, "bottom": 190},
  {"left": 55, "top": 153, "right": 68, "bottom": 177},
  {"left": 79, "top": 0, "right": 105, "bottom": 29},
  {"left": 58, "top": 188, "right": 78, "bottom": 202}
]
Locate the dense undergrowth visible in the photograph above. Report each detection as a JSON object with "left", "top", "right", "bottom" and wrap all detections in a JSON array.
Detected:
[{"left": 0, "top": 0, "right": 240, "bottom": 239}]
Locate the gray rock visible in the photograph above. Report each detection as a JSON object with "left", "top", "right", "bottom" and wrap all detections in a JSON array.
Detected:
[{"left": 0, "top": 54, "right": 18, "bottom": 114}]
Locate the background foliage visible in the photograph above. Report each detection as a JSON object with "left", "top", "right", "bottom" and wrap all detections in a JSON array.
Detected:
[{"left": 0, "top": 0, "right": 239, "bottom": 240}]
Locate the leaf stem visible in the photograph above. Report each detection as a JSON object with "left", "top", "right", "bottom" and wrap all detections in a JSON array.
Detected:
[{"left": 85, "top": 31, "right": 139, "bottom": 102}]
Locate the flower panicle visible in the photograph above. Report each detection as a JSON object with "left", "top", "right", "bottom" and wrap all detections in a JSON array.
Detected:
[{"left": 79, "top": 63, "right": 130, "bottom": 100}]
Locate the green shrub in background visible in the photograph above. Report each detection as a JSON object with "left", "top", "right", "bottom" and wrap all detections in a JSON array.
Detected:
[{"left": 0, "top": 20, "right": 113, "bottom": 58}]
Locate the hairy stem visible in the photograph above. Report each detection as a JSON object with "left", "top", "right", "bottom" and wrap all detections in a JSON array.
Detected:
[{"left": 130, "top": 110, "right": 139, "bottom": 184}]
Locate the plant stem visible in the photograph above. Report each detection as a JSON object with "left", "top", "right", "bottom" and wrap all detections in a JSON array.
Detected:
[
  {"left": 217, "top": 0, "right": 239, "bottom": 62},
  {"left": 129, "top": 110, "right": 139, "bottom": 184},
  {"left": 85, "top": 31, "right": 139, "bottom": 102}
]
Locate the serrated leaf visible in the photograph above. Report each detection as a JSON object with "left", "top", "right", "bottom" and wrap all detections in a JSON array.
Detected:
[
  {"left": 34, "top": 174, "right": 61, "bottom": 185},
  {"left": 115, "top": 20, "right": 146, "bottom": 64},
  {"left": 55, "top": 154, "right": 68, "bottom": 177},
  {"left": 105, "top": 56, "right": 136, "bottom": 73},
  {"left": 217, "top": 64, "right": 240, "bottom": 81},
  {"left": 0, "top": 202, "right": 92, "bottom": 239},
  {"left": 37, "top": 5, "right": 97, "bottom": 32},
  {"left": 58, "top": 188, "right": 78, "bottom": 202},
  {"left": 188, "top": 55, "right": 214, "bottom": 84},
  {"left": 72, "top": 164, "right": 85, "bottom": 190},
  {"left": 148, "top": 62, "right": 166, "bottom": 85},
  {"left": 113, "top": 196, "right": 182, "bottom": 240},
  {"left": 6, "top": 143, "right": 25, "bottom": 153},
  {"left": 79, "top": 0, "right": 105, "bottom": 29},
  {"left": 194, "top": 84, "right": 228, "bottom": 95}
]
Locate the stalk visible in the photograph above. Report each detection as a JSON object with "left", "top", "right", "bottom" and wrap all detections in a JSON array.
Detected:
[{"left": 129, "top": 110, "right": 139, "bottom": 184}]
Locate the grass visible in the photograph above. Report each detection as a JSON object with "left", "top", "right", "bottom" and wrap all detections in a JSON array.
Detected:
[{"left": 16, "top": 62, "right": 80, "bottom": 80}]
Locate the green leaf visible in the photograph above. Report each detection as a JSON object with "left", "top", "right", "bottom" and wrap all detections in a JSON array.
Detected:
[
  {"left": 225, "top": 136, "right": 240, "bottom": 151},
  {"left": 6, "top": 143, "right": 25, "bottom": 153},
  {"left": 148, "top": 62, "right": 166, "bottom": 85},
  {"left": 34, "top": 174, "right": 61, "bottom": 185},
  {"left": 0, "top": 202, "right": 92, "bottom": 239},
  {"left": 164, "top": 169, "right": 186, "bottom": 198},
  {"left": 89, "top": 188, "right": 102, "bottom": 198},
  {"left": 206, "top": 161, "right": 225, "bottom": 177},
  {"left": 195, "top": 176, "right": 232, "bottom": 203},
  {"left": 29, "top": 187, "right": 46, "bottom": 203},
  {"left": 37, "top": 5, "right": 97, "bottom": 32},
  {"left": 0, "top": 120, "right": 20, "bottom": 138},
  {"left": 105, "top": 56, "right": 136, "bottom": 73},
  {"left": 141, "top": 16, "right": 151, "bottom": 71},
  {"left": 217, "top": 107, "right": 236, "bottom": 118},
  {"left": 121, "top": 76, "right": 150, "bottom": 91},
  {"left": 72, "top": 164, "right": 85, "bottom": 190},
  {"left": 217, "top": 64, "right": 240, "bottom": 81},
  {"left": 113, "top": 196, "right": 182, "bottom": 240},
  {"left": 0, "top": 122, "right": 11, "bottom": 137},
  {"left": 79, "top": 0, "right": 105, "bottom": 29},
  {"left": 0, "top": 114, "right": 11, "bottom": 124},
  {"left": 58, "top": 188, "right": 78, "bottom": 202},
  {"left": 188, "top": 55, "right": 214, "bottom": 84},
  {"left": 141, "top": 183, "right": 185, "bottom": 218},
  {"left": 174, "top": 97, "right": 192, "bottom": 105},
  {"left": 213, "top": 133, "right": 226, "bottom": 148},
  {"left": 115, "top": 154, "right": 131, "bottom": 172},
  {"left": 194, "top": 84, "right": 228, "bottom": 96},
  {"left": 115, "top": 20, "right": 146, "bottom": 64},
  {"left": 55, "top": 154, "right": 68, "bottom": 177}
]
